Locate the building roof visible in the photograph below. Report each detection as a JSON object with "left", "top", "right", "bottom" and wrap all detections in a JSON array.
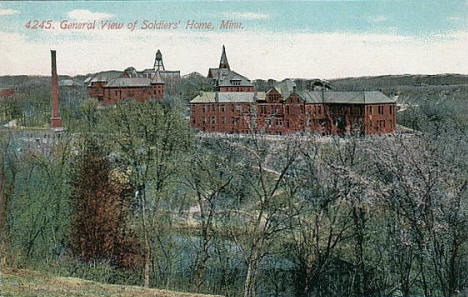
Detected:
[
  {"left": 191, "top": 90, "right": 394, "bottom": 105},
  {"left": 191, "top": 92, "right": 266, "bottom": 103},
  {"left": 270, "top": 79, "right": 296, "bottom": 98},
  {"left": 208, "top": 67, "right": 230, "bottom": 79},
  {"left": 87, "top": 71, "right": 122, "bottom": 86},
  {"left": 217, "top": 71, "right": 253, "bottom": 87},
  {"left": 105, "top": 77, "right": 154, "bottom": 88},
  {"left": 59, "top": 79, "right": 80, "bottom": 87},
  {"left": 296, "top": 90, "right": 396, "bottom": 104},
  {"left": 219, "top": 45, "right": 230, "bottom": 70}
]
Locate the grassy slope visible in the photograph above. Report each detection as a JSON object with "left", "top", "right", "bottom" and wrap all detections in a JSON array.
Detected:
[{"left": 0, "top": 268, "right": 223, "bottom": 297}]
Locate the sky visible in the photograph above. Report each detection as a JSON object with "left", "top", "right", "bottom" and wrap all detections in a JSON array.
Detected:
[{"left": 0, "top": 0, "right": 468, "bottom": 79}]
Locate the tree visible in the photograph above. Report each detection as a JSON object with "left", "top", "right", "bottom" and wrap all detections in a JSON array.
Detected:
[
  {"left": 371, "top": 132, "right": 468, "bottom": 297},
  {"left": 183, "top": 137, "right": 237, "bottom": 291},
  {"left": 70, "top": 136, "right": 140, "bottom": 268},
  {"left": 223, "top": 133, "right": 302, "bottom": 297},
  {"left": 101, "top": 99, "right": 192, "bottom": 287}
]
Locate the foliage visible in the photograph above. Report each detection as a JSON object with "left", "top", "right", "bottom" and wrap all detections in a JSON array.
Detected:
[{"left": 70, "top": 136, "right": 141, "bottom": 268}]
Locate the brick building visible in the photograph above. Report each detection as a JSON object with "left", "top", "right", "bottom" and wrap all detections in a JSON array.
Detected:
[
  {"left": 86, "top": 50, "right": 179, "bottom": 105},
  {"left": 0, "top": 87, "right": 16, "bottom": 98},
  {"left": 207, "top": 46, "right": 254, "bottom": 92},
  {"left": 190, "top": 80, "right": 396, "bottom": 136}
]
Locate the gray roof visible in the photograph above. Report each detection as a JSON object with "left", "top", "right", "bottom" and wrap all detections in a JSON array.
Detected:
[
  {"left": 142, "top": 69, "right": 181, "bottom": 78},
  {"left": 217, "top": 70, "right": 253, "bottom": 87},
  {"left": 59, "top": 79, "right": 79, "bottom": 87},
  {"left": 191, "top": 91, "right": 394, "bottom": 105},
  {"left": 191, "top": 92, "right": 266, "bottom": 103},
  {"left": 270, "top": 79, "right": 296, "bottom": 98},
  {"left": 105, "top": 77, "right": 163, "bottom": 88},
  {"left": 87, "top": 71, "right": 122, "bottom": 86},
  {"left": 208, "top": 67, "right": 230, "bottom": 79},
  {"left": 296, "top": 90, "right": 395, "bottom": 104}
]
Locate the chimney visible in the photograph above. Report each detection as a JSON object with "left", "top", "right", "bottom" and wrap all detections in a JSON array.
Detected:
[{"left": 50, "top": 50, "right": 63, "bottom": 130}]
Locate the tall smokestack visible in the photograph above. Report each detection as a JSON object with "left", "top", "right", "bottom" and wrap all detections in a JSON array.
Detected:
[{"left": 50, "top": 50, "right": 62, "bottom": 130}]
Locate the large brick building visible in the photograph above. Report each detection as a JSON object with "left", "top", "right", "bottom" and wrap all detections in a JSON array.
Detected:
[
  {"left": 190, "top": 80, "right": 396, "bottom": 135},
  {"left": 86, "top": 50, "right": 179, "bottom": 105},
  {"left": 207, "top": 46, "right": 254, "bottom": 92}
]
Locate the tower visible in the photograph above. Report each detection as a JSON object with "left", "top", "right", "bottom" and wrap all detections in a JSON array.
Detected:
[
  {"left": 153, "top": 49, "right": 165, "bottom": 71},
  {"left": 219, "top": 45, "right": 230, "bottom": 70},
  {"left": 50, "top": 50, "right": 62, "bottom": 130}
]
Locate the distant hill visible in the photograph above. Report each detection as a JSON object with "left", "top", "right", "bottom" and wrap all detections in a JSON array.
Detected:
[{"left": 327, "top": 74, "right": 468, "bottom": 91}]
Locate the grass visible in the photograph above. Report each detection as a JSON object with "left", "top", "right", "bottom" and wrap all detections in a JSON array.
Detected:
[{"left": 0, "top": 268, "right": 223, "bottom": 297}]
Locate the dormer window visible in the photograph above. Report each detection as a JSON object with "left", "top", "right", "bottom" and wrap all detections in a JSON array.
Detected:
[{"left": 231, "top": 80, "right": 241, "bottom": 86}]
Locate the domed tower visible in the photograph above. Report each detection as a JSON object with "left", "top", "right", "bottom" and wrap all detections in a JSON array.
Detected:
[{"left": 153, "top": 49, "right": 165, "bottom": 71}]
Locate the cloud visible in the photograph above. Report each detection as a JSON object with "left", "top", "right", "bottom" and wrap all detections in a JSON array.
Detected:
[
  {"left": 67, "top": 9, "right": 114, "bottom": 21},
  {"left": 225, "top": 12, "right": 269, "bottom": 20},
  {"left": 368, "top": 15, "right": 388, "bottom": 23},
  {"left": 0, "top": 8, "right": 19, "bottom": 16},
  {"left": 1, "top": 30, "right": 468, "bottom": 79}
]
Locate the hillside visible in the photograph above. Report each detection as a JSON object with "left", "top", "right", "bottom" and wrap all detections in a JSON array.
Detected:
[{"left": 0, "top": 268, "right": 223, "bottom": 297}]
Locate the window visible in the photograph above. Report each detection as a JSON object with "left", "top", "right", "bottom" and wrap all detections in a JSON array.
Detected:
[
  {"left": 286, "top": 106, "right": 290, "bottom": 114},
  {"left": 202, "top": 105, "right": 206, "bottom": 113},
  {"left": 220, "top": 105, "right": 225, "bottom": 112},
  {"left": 351, "top": 107, "right": 361, "bottom": 115},
  {"left": 260, "top": 105, "right": 267, "bottom": 114},
  {"left": 231, "top": 80, "right": 241, "bottom": 86},
  {"left": 378, "top": 105, "right": 384, "bottom": 115},
  {"left": 369, "top": 106, "right": 373, "bottom": 115},
  {"left": 211, "top": 116, "right": 216, "bottom": 124},
  {"left": 277, "top": 119, "right": 283, "bottom": 126}
]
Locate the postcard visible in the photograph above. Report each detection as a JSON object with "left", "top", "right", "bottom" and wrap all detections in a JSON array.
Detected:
[{"left": 1, "top": 1, "right": 467, "bottom": 297}]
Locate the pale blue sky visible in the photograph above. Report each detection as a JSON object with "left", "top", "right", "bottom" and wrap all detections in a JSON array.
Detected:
[{"left": 1, "top": 1, "right": 468, "bottom": 78}]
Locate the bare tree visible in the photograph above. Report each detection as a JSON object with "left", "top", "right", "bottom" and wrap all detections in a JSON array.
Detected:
[
  {"left": 183, "top": 137, "right": 237, "bottom": 291},
  {"left": 222, "top": 132, "right": 302, "bottom": 297},
  {"left": 102, "top": 100, "right": 192, "bottom": 288}
]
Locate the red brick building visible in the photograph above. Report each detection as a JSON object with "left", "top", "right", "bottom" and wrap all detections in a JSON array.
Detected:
[
  {"left": 0, "top": 87, "right": 16, "bottom": 98},
  {"left": 190, "top": 80, "right": 396, "bottom": 136},
  {"left": 86, "top": 50, "right": 179, "bottom": 105},
  {"left": 207, "top": 46, "right": 254, "bottom": 92}
]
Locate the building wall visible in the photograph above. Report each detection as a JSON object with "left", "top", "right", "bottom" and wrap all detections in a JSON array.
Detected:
[
  {"left": 218, "top": 86, "right": 254, "bottom": 92},
  {"left": 88, "top": 82, "right": 106, "bottom": 99},
  {"left": 0, "top": 88, "right": 16, "bottom": 98},
  {"left": 190, "top": 101, "right": 396, "bottom": 136},
  {"left": 88, "top": 83, "right": 164, "bottom": 106},
  {"left": 363, "top": 103, "right": 397, "bottom": 135}
]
